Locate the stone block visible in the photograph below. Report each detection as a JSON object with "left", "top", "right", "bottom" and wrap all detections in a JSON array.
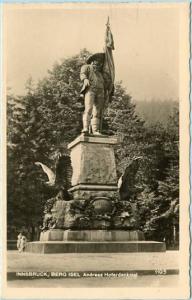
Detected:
[
  {"left": 68, "top": 135, "right": 119, "bottom": 187},
  {"left": 68, "top": 134, "right": 119, "bottom": 149},
  {"left": 25, "top": 241, "right": 166, "bottom": 254},
  {"left": 40, "top": 230, "right": 64, "bottom": 241},
  {"left": 39, "top": 230, "right": 145, "bottom": 242},
  {"left": 69, "top": 184, "right": 118, "bottom": 200}
]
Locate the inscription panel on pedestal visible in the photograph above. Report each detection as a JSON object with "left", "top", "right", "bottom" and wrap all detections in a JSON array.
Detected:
[{"left": 71, "top": 142, "right": 117, "bottom": 186}]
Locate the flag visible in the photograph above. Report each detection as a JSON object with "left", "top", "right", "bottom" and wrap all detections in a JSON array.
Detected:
[{"left": 103, "top": 17, "right": 115, "bottom": 102}]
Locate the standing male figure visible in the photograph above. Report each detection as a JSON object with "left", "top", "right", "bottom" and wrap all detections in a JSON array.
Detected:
[
  {"left": 80, "top": 19, "right": 115, "bottom": 135},
  {"left": 80, "top": 53, "right": 105, "bottom": 135}
]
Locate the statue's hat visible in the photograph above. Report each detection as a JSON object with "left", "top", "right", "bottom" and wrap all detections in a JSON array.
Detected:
[{"left": 86, "top": 53, "right": 105, "bottom": 64}]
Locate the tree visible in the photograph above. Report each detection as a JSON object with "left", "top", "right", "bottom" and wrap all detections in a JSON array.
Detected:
[
  {"left": 105, "top": 82, "right": 145, "bottom": 175},
  {"left": 7, "top": 50, "right": 89, "bottom": 239},
  {"left": 136, "top": 108, "right": 179, "bottom": 245}
]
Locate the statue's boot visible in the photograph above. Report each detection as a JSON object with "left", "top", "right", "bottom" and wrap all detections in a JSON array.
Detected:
[
  {"left": 91, "top": 118, "right": 102, "bottom": 135},
  {"left": 82, "top": 114, "right": 90, "bottom": 134}
]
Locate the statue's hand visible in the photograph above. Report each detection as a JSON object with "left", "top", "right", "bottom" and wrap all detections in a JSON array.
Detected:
[{"left": 84, "top": 79, "right": 90, "bottom": 88}]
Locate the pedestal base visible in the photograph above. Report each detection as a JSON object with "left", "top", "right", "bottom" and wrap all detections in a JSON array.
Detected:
[
  {"left": 68, "top": 184, "right": 118, "bottom": 200},
  {"left": 40, "top": 229, "right": 145, "bottom": 242},
  {"left": 26, "top": 230, "right": 165, "bottom": 253},
  {"left": 25, "top": 241, "right": 166, "bottom": 254},
  {"left": 68, "top": 135, "right": 119, "bottom": 201}
]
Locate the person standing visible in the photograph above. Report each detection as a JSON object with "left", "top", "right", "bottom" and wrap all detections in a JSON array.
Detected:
[
  {"left": 17, "top": 233, "right": 27, "bottom": 252},
  {"left": 17, "top": 233, "right": 22, "bottom": 251}
]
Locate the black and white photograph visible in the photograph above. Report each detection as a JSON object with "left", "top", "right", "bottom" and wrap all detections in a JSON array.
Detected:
[{"left": 2, "top": 2, "right": 190, "bottom": 299}]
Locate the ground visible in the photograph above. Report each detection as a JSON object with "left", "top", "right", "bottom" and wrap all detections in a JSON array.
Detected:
[{"left": 6, "top": 250, "right": 179, "bottom": 287}]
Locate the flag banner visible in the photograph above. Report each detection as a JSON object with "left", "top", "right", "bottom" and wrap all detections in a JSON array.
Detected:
[{"left": 103, "top": 18, "right": 115, "bottom": 102}]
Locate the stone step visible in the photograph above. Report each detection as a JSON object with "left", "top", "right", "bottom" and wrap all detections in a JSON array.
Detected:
[
  {"left": 40, "top": 229, "right": 145, "bottom": 241},
  {"left": 25, "top": 241, "right": 166, "bottom": 254}
]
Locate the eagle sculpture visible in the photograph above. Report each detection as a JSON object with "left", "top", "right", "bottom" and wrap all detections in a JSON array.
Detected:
[
  {"left": 35, "top": 154, "right": 72, "bottom": 200},
  {"left": 118, "top": 156, "right": 142, "bottom": 201}
]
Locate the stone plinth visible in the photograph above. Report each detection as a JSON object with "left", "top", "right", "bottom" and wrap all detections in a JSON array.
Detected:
[
  {"left": 69, "top": 184, "right": 118, "bottom": 200},
  {"left": 31, "top": 133, "right": 167, "bottom": 255},
  {"left": 25, "top": 241, "right": 166, "bottom": 254},
  {"left": 68, "top": 134, "right": 119, "bottom": 200},
  {"left": 40, "top": 230, "right": 145, "bottom": 242}
]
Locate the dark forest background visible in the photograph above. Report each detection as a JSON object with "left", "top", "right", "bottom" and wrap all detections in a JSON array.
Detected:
[{"left": 7, "top": 50, "right": 179, "bottom": 249}]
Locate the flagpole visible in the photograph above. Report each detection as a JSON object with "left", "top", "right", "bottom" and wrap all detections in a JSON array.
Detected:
[{"left": 100, "top": 18, "right": 111, "bottom": 133}]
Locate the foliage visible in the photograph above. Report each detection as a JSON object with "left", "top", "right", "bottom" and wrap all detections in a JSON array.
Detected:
[
  {"left": 105, "top": 83, "right": 145, "bottom": 174},
  {"left": 7, "top": 50, "right": 89, "bottom": 239},
  {"left": 105, "top": 82, "right": 179, "bottom": 246},
  {"left": 136, "top": 109, "right": 179, "bottom": 245}
]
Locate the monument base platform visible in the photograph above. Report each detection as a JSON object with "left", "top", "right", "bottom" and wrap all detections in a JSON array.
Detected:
[
  {"left": 40, "top": 230, "right": 145, "bottom": 242},
  {"left": 25, "top": 241, "right": 166, "bottom": 254}
]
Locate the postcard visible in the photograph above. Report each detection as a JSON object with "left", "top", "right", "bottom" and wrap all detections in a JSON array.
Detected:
[{"left": 2, "top": 2, "right": 190, "bottom": 299}]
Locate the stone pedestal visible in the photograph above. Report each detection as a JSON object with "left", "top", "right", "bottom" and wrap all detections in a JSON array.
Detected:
[
  {"left": 25, "top": 133, "right": 166, "bottom": 254},
  {"left": 68, "top": 134, "right": 119, "bottom": 200}
]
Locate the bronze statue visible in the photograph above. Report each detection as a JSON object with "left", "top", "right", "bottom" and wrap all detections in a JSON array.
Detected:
[
  {"left": 80, "top": 53, "right": 105, "bottom": 135},
  {"left": 80, "top": 19, "right": 115, "bottom": 135}
]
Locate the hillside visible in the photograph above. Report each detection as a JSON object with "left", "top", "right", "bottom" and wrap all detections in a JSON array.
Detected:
[{"left": 134, "top": 100, "right": 179, "bottom": 126}]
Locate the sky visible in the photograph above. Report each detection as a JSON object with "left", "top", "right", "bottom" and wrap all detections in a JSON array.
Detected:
[{"left": 4, "top": 3, "right": 187, "bottom": 101}]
